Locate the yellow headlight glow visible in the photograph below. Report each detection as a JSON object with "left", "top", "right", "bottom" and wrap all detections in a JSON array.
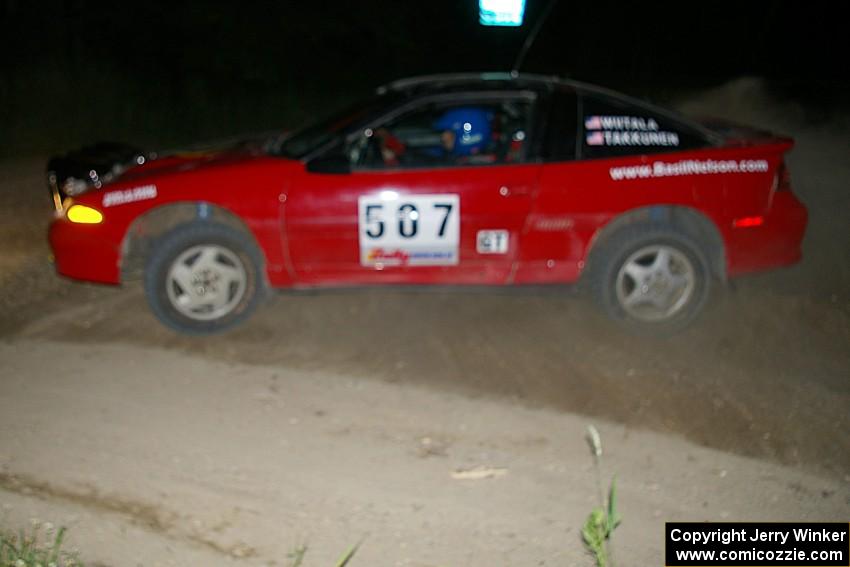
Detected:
[{"left": 67, "top": 204, "right": 104, "bottom": 224}]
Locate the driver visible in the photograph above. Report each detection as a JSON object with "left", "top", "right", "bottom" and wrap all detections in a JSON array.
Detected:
[
  {"left": 432, "top": 107, "right": 493, "bottom": 162},
  {"left": 375, "top": 106, "right": 494, "bottom": 166}
]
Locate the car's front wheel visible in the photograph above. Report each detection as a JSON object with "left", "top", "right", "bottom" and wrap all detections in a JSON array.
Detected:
[
  {"left": 587, "top": 224, "right": 712, "bottom": 334},
  {"left": 144, "top": 222, "right": 264, "bottom": 334}
]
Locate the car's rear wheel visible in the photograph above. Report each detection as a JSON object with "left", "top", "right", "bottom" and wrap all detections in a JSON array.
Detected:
[
  {"left": 144, "top": 222, "right": 264, "bottom": 334},
  {"left": 586, "top": 224, "right": 712, "bottom": 334}
]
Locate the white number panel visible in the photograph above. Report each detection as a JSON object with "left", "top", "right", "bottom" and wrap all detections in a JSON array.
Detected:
[{"left": 358, "top": 193, "right": 460, "bottom": 267}]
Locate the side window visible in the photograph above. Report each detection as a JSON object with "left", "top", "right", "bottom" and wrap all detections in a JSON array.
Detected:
[
  {"left": 580, "top": 94, "right": 708, "bottom": 159},
  {"left": 348, "top": 97, "right": 532, "bottom": 170},
  {"left": 541, "top": 89, "right": 578, "bottom": 161}
]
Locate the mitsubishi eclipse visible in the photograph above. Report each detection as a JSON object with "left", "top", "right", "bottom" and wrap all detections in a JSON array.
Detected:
[{"left": 47, "top": 73, "right": 807, "bottom": 334}]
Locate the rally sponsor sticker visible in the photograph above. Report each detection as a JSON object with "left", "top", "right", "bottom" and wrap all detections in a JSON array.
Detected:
[
  {"left": 609, "top": 159, "right": 770, "bottom": 181},
  {"left": 358, "top": 193, "right": 459, "bottom": 267},
  {"left": 102, "top": 184, "right": 158, "bottom": 207}
]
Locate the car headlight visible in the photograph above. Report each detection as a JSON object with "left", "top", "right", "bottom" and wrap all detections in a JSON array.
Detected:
[{"left": 67, "top": 204, "right": 104, "bottom": 224}]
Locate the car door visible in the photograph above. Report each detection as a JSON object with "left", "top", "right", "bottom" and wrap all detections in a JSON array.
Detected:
[{"left": 284, "top": 91, "right": 542, "bottom": 286}]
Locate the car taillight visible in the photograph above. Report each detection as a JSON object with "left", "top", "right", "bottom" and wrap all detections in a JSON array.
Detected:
[{"left": 774, "top": 161, "right": 792, "bottom": 192}]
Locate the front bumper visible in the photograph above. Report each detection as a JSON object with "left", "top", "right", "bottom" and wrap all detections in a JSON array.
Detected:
[{"left": 49, "top": 217, "right": 122, "bottom": 284}]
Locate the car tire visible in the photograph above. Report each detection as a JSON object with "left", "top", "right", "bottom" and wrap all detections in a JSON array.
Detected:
[
  {"left": 144, "top": 222, "right": 265, "bottom": 334},
  {"left": 585, "top": 223, "right": 712, "bottom": 334}
]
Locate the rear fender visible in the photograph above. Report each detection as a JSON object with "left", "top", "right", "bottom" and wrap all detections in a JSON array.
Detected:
[{"left": 584, "top": 205, "right": 726, "bottom": 281}]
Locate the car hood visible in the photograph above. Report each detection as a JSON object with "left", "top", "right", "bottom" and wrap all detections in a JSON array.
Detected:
[
  {"left": 47, "top": 142, "right": 146, "bottom": 197},
  {"left": 47, "top": 132, "right": 284, "bottom": 200},
  {"left": 120, "top": 146, "right": 260, "bottom": 182}
]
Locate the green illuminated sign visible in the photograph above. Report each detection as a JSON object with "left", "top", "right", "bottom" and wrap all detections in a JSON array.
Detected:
[{"left": 479, "top": 0, "right": 526, "bottom": 26}]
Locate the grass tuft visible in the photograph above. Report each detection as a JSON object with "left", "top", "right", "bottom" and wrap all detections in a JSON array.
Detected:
[
  {"left": 582, "top": 426, "right": 622, "bottom": 567},
  {"left": 1, "top": 523, "right": 84, "bottom": 567},
  {"left": 286, "top": 539, "right": 363, "bottom": 567}
]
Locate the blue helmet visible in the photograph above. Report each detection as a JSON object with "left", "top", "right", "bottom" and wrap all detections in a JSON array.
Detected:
[{"left": 433, "top": 107, "right": 492, "bottom": 156}]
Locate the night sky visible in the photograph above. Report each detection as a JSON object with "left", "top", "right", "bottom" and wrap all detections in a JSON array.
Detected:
[{"left": 1, "top": 1, "right": 846, "bottom": 155}]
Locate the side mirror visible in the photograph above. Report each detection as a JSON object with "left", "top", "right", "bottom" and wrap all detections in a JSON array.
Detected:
[{"left": 306, "top": 153, "right": 351, "bottom": 174}]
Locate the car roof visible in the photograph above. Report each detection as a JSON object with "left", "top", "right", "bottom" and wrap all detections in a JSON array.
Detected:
[
  {"left": 377, "top": 72, "right": 721, "bottom": 144},
  {"left": 379, "top": 72, "right": 626, "bottom": 98}
]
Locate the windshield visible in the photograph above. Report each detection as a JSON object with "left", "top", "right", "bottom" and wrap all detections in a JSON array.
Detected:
[{"left": 273, "top": 94, "right": 398, "bottom": 159}]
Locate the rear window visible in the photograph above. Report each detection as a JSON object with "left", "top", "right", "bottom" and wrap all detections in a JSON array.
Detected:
[{"left": 580, "top": 93, "right": 709, "bottom": 159}]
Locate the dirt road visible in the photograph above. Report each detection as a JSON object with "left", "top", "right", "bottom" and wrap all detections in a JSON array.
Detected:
[
  {"left": 1, "top": 340, "right": 846, "bottom": 566},
  {"left": 1, "top": 79, "right": 848, "bottom": 565}
]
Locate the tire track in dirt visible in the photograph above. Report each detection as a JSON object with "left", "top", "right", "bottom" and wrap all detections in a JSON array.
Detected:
[{"left": 0, "top": 471, "right": 258, "bottom": 560}]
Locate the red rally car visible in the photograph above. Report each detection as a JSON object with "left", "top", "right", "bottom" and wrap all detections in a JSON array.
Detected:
[{"left": 47, "top": 73, "right": 807, "bottom": 334}]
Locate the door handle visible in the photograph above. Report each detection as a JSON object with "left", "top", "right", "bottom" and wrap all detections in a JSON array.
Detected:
[{"left": 499, "top": 185, "right": 532, "bottom": 197}]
